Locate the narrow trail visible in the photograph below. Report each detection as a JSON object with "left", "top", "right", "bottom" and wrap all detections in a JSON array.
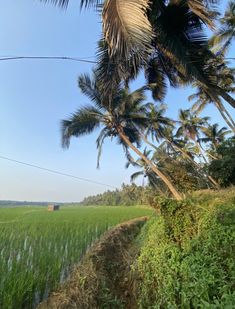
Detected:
[{"left": 38, "top": 216, "right": 148, "bottom": 309}]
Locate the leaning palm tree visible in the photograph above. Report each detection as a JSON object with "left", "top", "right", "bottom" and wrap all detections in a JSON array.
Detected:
[
  {"left": 61, "top": 72, "right": 182, "bottom": 200},
  {"left": 189, "top": 81, "right": 235, "bottom": 133},
  {"left": 159, "top": 127, "right": 218, "bottom": 188}
]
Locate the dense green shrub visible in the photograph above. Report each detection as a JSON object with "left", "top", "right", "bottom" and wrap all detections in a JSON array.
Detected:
[
  {"left": 208, "top": 137, "right": 235, "bottom": 187},
  {"left": 136, "top": 189, "right": 235, "bottom": 308}
]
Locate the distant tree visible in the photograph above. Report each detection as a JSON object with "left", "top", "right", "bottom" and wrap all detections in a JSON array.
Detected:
[
  {"left": 126, "top": 149, "right": 166, "bottom": 196},
  {"left": 79, "top": 184, "right": 146, "bottom": 206},
  {"left": 176, "top": 109, "right": 210, "bottom": 162},
  {"left": 200, "top": 123, "right": 231, "bottom": 151},
  {"left": 207, "top": 137, "right": 235, "bottom": 187}
]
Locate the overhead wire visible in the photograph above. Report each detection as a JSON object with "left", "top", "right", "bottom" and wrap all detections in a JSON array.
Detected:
[
  {"left": 0, "top": 155, "right": 117, "bottom": 189},
  {"left": 0, "top": 56, "right": 97, "bottom": 64},
  {"left": 0, "top": 55, "right": 233, "bottom": 64}
]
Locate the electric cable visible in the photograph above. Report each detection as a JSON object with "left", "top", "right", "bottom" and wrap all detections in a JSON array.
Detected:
[{"left": 0, "top": 155, "right": 117, "bottom": 189}]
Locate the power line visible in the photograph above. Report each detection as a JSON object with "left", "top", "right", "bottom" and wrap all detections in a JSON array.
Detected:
[
  {"left": 0, "top": 56, "right": 97, "bottom": 64},
  {"left": 0, "top": 55, "right": 233, "bottom": 65},
  {"left": 0, "top": 155, "right": 117, "bottom": 189}
]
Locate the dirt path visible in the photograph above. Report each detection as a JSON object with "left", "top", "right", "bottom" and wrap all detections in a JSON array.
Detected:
[{"left": 38, "top": 216, "right": 148, "bottom": 309}]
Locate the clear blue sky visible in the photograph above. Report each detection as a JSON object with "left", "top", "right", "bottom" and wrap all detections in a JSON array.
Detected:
[{"left": 0, "top": 0, "right": 234, "bottom": 202}]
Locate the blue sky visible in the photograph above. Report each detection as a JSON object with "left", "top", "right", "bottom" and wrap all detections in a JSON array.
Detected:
[{"left": 0, "top": 0, "right": 234, "bottom": 202}]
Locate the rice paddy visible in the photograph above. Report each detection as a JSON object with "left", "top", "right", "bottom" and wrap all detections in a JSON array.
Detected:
[{"left": 0, "top": 205, "right": 152, "bottom": 309}]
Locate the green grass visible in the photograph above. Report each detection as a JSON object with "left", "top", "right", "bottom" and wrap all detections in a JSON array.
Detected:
[
  {"left": 136, "top": 188, "right": 235, "bottom": 308},
  {"left": 0, "top": 205, "right": 152, "bottom": 309}
]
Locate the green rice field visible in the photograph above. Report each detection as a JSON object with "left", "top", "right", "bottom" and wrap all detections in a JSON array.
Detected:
[{"left": 0, "top": 205, "right": 152, "bottom": 309}]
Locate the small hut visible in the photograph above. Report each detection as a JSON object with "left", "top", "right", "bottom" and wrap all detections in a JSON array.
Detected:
[{"left": 48, "top": 204, "right": 60, "bottom": 211}]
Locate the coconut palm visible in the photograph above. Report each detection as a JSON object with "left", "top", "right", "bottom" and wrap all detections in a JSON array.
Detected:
[
  {"left": 61, "top": 72, "right": 182, "bottom": 200},
  {"left": 177, "top": 109, "right": 209, "bottom": 142},
  {"left": 200, "top": 123, "right": 231, "bottom": 150},
  {"left": 176, "top": 109, "right": 210, "bottom": 163},
  {"left": 210, "top": 1, "right": 235, "bottom": 54},
  {"left": 126, "top": 149, "right": 162, "bottom": 190},
  {"left": 160, "top": 127, "right": 219, "bottom": 188},
  {"left": 189, "top": 82, "right": 235, "bottom": 133},
  {"left": 41, "top": 0, "right": 235, "bottom": 109},
  {"left": 144, "top": 103, "right": 174, "bottom": 142}
]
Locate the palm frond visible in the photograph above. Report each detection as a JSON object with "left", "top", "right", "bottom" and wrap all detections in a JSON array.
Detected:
[
  {"left": 78, "top": 73, "right": 105, "bottom": 111},
  {"left": 102, "top": 0, "right": 153, "bottom": 63},
  {"left": 130, "top": 171, "right": 144, "bottom": 182},
  {"left": 61, "top": 106, "right": 102, "bottom": 148},
  {"left": 95, "top": 39, "right": 129, "bottom": 106},
  {"left": 187, "top": 0, "right": 218, "bottom": 29},
  {"left": 40, "top": 0, "right": 101, "bottom": 9},
  {"left": 96, "top": 127, "right": 110, "bottom": 168},
  {"left": 145, "top": 57, "right": 168, "bottom": 101}
]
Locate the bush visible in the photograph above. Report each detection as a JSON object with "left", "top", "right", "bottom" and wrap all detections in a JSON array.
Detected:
[{"left": 135, "top": 189, "right": 235, "bottom": 308}]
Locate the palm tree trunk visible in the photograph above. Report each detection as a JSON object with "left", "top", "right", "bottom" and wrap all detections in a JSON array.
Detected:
[
  {"left": 206, "top": 151, "right": 219, "bottom": 160},
  {"left": 118, "top": 129, "right": 183, "bottom": 200},
  {"left": 140, "top": 133, "right": 159, "bottom": 151},
  {"left": 216, "top": 87, "right": 235, "bottom": 109},
  {"left": 196, "top": 141, "right": 208, "bottom": 163},
  {"left": 165, "top": 138, "right": 219, "bottom": 188},
  {"left": 194, "top": 141, "right": 220, "bottom": 188},
  {"left": 221, "top": 102, "right": 235, "bottom": 128},
  {"left": 215, "top": 101, "right": 235, "bottom": 133},
  {"left": 141, "top": 133, "right": 219, "bottom": 189}
]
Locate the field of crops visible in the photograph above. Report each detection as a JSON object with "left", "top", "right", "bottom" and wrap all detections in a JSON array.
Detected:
[{"left": 0, "top": 205, "right": 152, "bottom": 309}]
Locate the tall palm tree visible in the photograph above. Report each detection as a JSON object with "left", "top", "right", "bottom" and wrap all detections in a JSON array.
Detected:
[
  {"left": 176, "top": 109, "right": 210, "bottom": 163},
  {"left": 61, "top": 72, "right": 183, "bottom": 200},
  {"left": 200, "top": 123, "right": 231, "bottom": 150},
  {"left": 144, "top": 103, "right": 174, "bottom": 142},
  {"left": 210, "top": 1, "right": 235, "bottom": 54}
]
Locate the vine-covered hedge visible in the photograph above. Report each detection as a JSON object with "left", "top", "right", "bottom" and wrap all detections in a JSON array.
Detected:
[{"left": 136, "top": 188, "right": 235, "bottom": 308}]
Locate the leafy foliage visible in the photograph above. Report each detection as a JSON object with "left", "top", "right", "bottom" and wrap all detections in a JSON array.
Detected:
[
  {"left": 207, "top": 137, "right": 235, "bottom": 187},
  {"left": 80, "top": 184, "right": 148, "bottom": 206},
  {"left": 136, "top": 188, "right": 235, "bottom": 308}
]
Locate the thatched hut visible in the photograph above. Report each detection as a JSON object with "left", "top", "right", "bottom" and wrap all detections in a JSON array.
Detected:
[{"left": 48, "top": 204, "right": 60, "bottom": 211}]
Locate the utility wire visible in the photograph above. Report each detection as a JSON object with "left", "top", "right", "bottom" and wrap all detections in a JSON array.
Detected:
[
  {"left": 0, "top": 55, "right": 234, "bottom": 64},
  {"left": 0, "top": 56, "right": 97, "bottom": 64},
  {"left": 0, "top": 155, "right": 117, "bottom": 189}
]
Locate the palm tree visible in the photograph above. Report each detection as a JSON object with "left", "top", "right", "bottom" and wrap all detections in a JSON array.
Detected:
[
  {"left": 210, "top": 1, "right": 235, "bottom": 54},
  {"left": 126, "top": 149, "right": 164, "bottom": 192},
  {"left": 176, "top": 109, "right": 211, "bottom": 164},
  {"left": 177, "top": 109, "right": 209, "bottom": 142},
  {"left": 61, "top": 72, "right": 183, "bottom": 200},
  {"left": 200, "top": 123, "right": 231, "bottom": 150},
  {"left": 40, "top": 0, "right": 235, "bottom": 109},
  {"left": 189, "top": 82, "right": 235, "bottom": 133},
  {"left": 159, "top": 127, "right": 219, "bottom": 188},
  {"left": 144, "top": 103, "right": 174, "bottom": 142}
]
